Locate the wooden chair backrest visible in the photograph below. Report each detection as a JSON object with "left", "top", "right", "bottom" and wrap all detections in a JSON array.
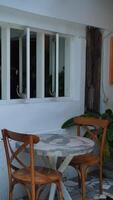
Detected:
[
  {"left": 73, "top": 116, "right": 109, "bottom": 159},
  {"left": 2, "top": 129, "right": 39, "bottom": 185}
]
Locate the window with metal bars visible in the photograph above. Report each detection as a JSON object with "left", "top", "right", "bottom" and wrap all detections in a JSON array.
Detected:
[{"left": 0, "top": 27, "right": 70, "bottom": 100}]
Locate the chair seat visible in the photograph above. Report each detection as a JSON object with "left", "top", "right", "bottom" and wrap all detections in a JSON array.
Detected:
[
  {"left": 70, "top": 153, "right": 100, "bottom": 167},
  {"left": 13, "top": 166, "right": 62, "bottom": 184}
]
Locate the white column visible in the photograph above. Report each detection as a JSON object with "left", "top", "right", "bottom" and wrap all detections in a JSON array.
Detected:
[
  {"left": 70, "top": 37, "right": 86, "bottom": 105},
  {"left": 56, "top": 33, "right": 59, "bottom": 97},
  {"left": 1, "top": 26, "right": 10, "bottom": 100},
  {"left": 36, "top": 32, "right": 44, "bottom": 98},
  {"left": 26, "top": 28, "right": 30, "bottom": 99}
]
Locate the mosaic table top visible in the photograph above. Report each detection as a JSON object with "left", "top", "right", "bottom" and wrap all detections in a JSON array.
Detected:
[{"left": 35, "top": 133, "right": 95, "bottom": 157}]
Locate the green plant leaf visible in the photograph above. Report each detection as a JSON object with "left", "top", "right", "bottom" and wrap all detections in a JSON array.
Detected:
[
  {"left": 61, "top": 117, "right": 74, "bottom": 129},
  {"left": 107, "top": 124, "right": 113, "bottom": 143},
  {"left": 103, "top": 141, "right": 110, "bottom": 162},
  {"left": 105, "top": 109, "right": 113, "bottom": 115}
]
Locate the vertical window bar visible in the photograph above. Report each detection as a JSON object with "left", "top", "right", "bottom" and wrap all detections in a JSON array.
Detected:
[
  {"left": 1, "top": 26, "right": 10, "bottom": 100},
  {"left": 26, "top": 28, "right": 30, "bottom": 99},
  {"left": 36, "top": 32, "right": 44, "bottom": 98},
  {"left": 56, "top": 33, "right": 59, "bottom": 97},
  {"left": 19, "top": 36, "right": 23, "bottom": 94}
]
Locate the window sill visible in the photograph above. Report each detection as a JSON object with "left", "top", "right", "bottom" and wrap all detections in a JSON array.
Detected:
[{"left": 0, "top": 97, "right": 76, "bottom": 105}]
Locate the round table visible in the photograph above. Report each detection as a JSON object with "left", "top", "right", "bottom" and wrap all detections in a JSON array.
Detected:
[
  {"left": 35, "top": 133, "right": 94, "bottom": 157},
  {"left": 35, "top": 133, "right": 95, "bottom": 200}
]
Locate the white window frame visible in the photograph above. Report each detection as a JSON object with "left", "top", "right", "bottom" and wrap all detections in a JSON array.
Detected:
[{"left": 1, "top": 24, "right": 72, "bottom": 103}]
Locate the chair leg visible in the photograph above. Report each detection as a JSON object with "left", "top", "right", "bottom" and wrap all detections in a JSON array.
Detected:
[
  {"left": 22, "top": 183, "right": 31, "bottom": 200},
  {"left": 80, "top": 165, "right": 86, "bottom": 200},
  {"left": 56, "top": 182, "right": 63, "bottom": 200},
  {"left": 9, "top": 182, "right": 14, "bottom": 200},
  {"left": 35, "top": 185, "right": 44, "bottom": 200},
  {"left": 26, "top": 188, "right": 31, "bottom": 200},
  {"left": 9, "top": 190, "right": 13, "bottom": 200},
  {"left": 31, "top": 184, "right": 36, "bottom": 200},
  {"left": 99, "top": 164, "right": 103, "bottom": 194},
  {"left": 77, "top": 167, "right": 81, "bottom": 188}
]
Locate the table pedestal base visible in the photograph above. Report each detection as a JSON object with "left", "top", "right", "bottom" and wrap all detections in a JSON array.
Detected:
[{"left": 49, "top": 155, "right": 74, "bottom": 200}]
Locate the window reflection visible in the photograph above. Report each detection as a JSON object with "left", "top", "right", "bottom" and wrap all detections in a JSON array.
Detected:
[
  {"left": 45, "top": 34, "right": 56, "bottom": 97},
  {"left": 30, "top": 32, "right": 36, "bottom": 98},
  {"left": 10, "top": 29, "right": 20, "bottom": 99},
  {"left": 59, "top": 37, "right": 65, "bottom": 97}
]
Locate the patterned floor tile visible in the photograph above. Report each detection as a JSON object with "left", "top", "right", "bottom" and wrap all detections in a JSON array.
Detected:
[{"left": 17, "top": 176, "right": 113, "bottom": 200}]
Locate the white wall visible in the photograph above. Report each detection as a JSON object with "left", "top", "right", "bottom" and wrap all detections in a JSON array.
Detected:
[
  {"left": 0, "top": 4, "right": 86, "bottom": 199},
  {"left": 0, "top": 0, "right": 113, "bottom": 30},
  {"left": 0, "top": 1, "right": 112, "bottom": 199},
  {"left": 0, "top": 101, "right": 85, "bottom": 199},
  {"left": 100, "top": 31, "right": 113, "bottom": 112},
  {"left": 0, "top": 100, "right": 83, "bottom": 134},
  {"left": 0, "top": 4, "right": 86, "bottom": 135}
]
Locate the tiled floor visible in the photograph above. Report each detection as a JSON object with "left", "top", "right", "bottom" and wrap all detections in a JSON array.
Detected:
[
  {"left": 18, "top": 173, "right": 113, "bottom": 200},
  {"left": 64, "top": 177, "right": 113, "bottom": 200},
  {"left": 40, "top": 173, "right": 113, "bottom": 200}
]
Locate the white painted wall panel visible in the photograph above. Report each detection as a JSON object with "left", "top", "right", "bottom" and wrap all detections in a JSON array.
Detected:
[
  {"left": 0, "top": 100, "right": 83, "bottom": 199},
  {"left": 0, "top": 0, "right": 113, "bottom": 30},
  {"left": 100, "top": 32, "right": 113, "bottom": 112},
  {"left": 0, "top": 142, "right": 8, "bottom": 200},
  {"left": 0, "top": 100, "right": 82, "bottom": 134},
  {"left": 0, "top": 0, "right": 112, "bottom": 198}
]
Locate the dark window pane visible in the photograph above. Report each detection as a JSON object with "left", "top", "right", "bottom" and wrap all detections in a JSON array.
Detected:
[
  {"left": 30, "top": 32, "right": 36, "bottom": 98},
  {"left": 59, "top": 37, "right": 65, "bottom": 97},
  {"left": 22, "top": 34, "right": 26, "bottom": 96},
  {"left": 10, "top": 29, "right": 26, "bottom": 99},
  {"left": 45, "top": 34, "right": 56, "bottom": 97},
  {"left": 10, "top": 29, "right": 20, "bottom": 99}
]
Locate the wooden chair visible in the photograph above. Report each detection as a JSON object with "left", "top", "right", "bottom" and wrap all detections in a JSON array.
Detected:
[
  {"left": 2, "top": 129, "right": 63, "bottom": 200},
  {"left": 70, "top": 116, "right": 109, "bottom": 200}
]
